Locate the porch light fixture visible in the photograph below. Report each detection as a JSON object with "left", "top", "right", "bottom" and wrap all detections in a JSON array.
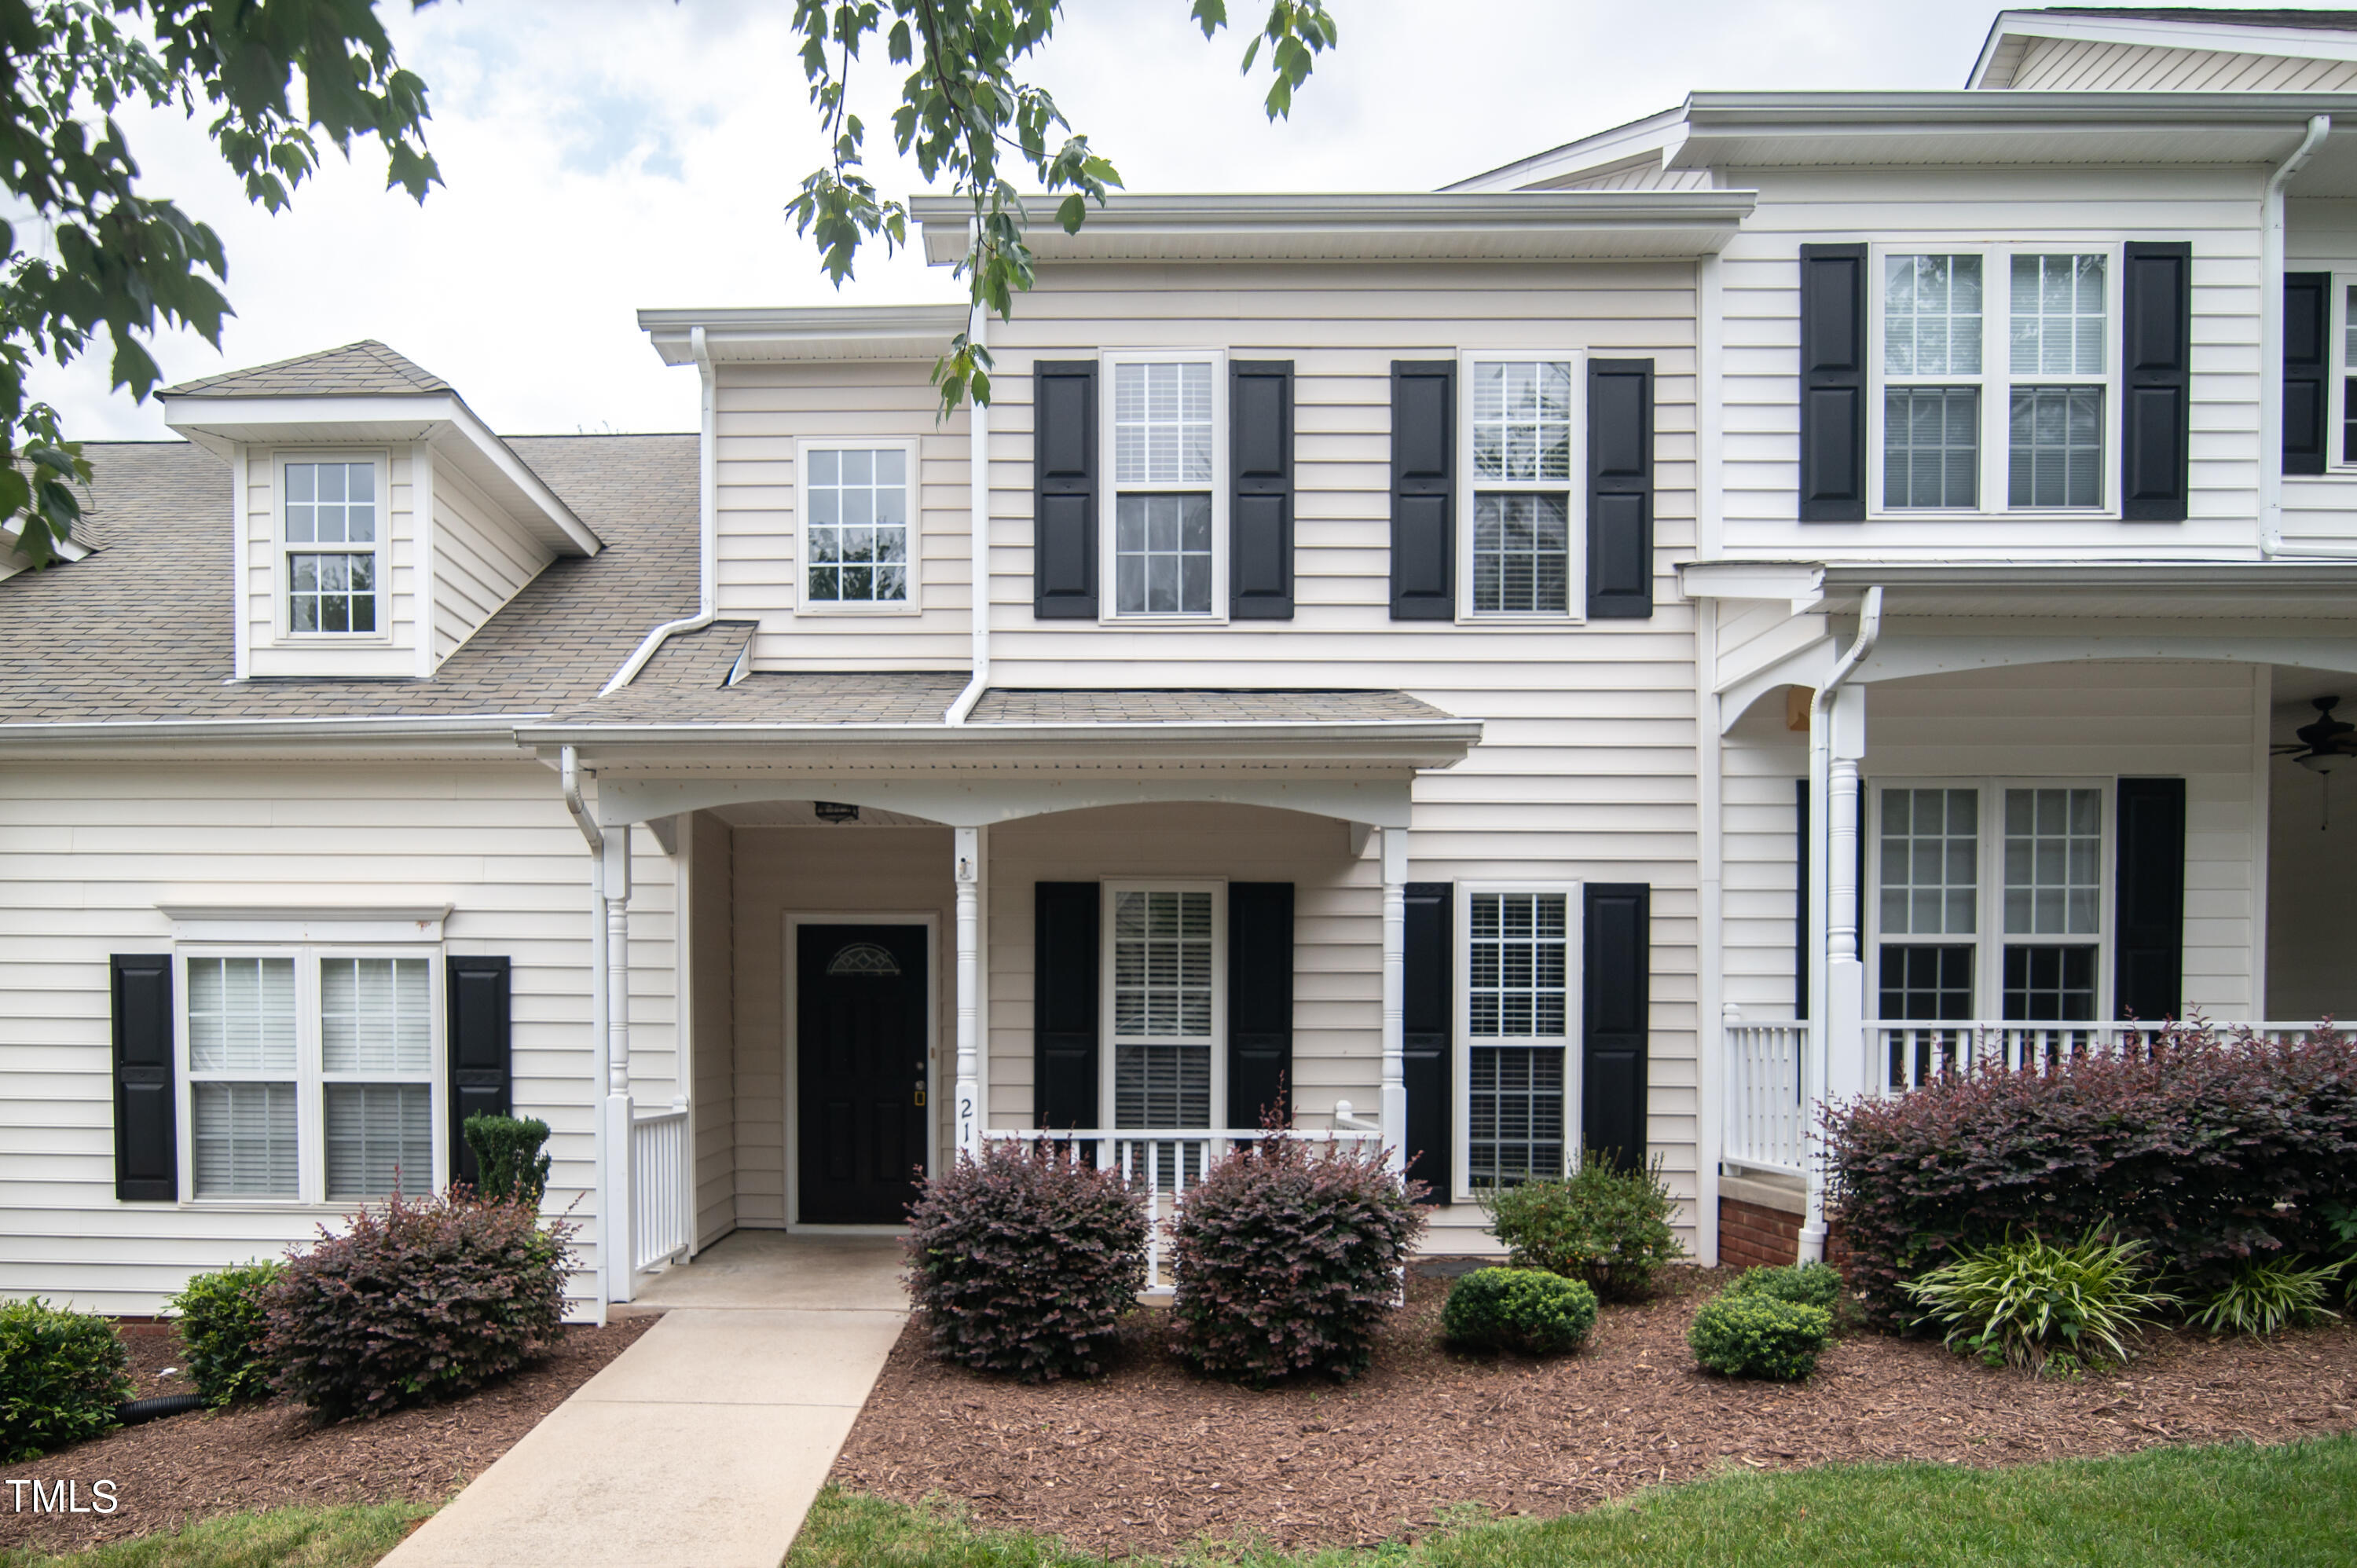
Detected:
[{"left": 812, "top": 800, "right": 860, "bottom": 824}]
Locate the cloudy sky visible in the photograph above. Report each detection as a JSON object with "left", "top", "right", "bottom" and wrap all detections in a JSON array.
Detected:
[{"left": 20, "top": 2, "right": 2257, "bottom": 438}]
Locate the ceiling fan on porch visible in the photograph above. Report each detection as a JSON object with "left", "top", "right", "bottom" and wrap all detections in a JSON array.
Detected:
[{"left": 2274, "top": 697, "right": 2357, "bottom": 829}]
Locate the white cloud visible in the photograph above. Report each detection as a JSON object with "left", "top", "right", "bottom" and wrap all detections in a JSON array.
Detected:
[{"left": 15, "top": 0, "right": 2283, "bottom": 441}]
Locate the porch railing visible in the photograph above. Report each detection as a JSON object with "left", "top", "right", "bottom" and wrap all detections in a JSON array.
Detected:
[
  {"left": 982, "top": 1125, "right": 1384, "bottom": 1291},
  {"left": 1724, "top": 1020, "right": 1809, "bottom": 1176},
  {"left": 1875, "top": 1020, "right": 2326, "bottom": 1093},
  {"left": 631, "top": 1103, "right": 691, "bottom": 1277}
]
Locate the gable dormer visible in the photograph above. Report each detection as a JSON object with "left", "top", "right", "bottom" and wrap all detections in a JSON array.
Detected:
[{"left": 161, "top": 341, "right": 600, "bottom": 680}]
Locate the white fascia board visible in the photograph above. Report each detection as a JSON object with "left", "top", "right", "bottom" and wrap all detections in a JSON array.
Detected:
[
  {"left": 907, "top": 191, "right": 1757, "bottom": 264},
  {"left": 0, "top": 712, "right": 544, "bottom": 761},
  {"left": 1816, "top": 561, "right": 2357, "bottom": 593},
  {"left": 1678, "top": 560, "right": 1824, "bottom": 603},
  {"left": 637, "top": 304, "right": 971, "bottom": 366},
  {"left": 1442, "top": 105, "right": 1689, "bottom": 192},
  {"left": 441, "top": 397, "right": 601, "bottom": 556},
  {"left": 1973, "top": 11, "right": 2357, "bottom": 88}
]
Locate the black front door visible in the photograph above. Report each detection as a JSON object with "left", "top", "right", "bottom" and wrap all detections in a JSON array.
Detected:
[{"left": 797, "top": 923, "right": 929, "bottom": 1224}]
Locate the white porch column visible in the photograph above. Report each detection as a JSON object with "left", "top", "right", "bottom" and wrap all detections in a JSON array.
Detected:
[
  {"left": 1380, "top": 825, "right": 1409, "bottom": 1174},
  {"left": 601, "top": 829, "right": 636, "bottom": 1302},
  {"left": 1802, "top": 683, "right": 1869, "bottom": 1262},
  {"left": 954, "top": 826, "right": 982, "bottom": 1160}
]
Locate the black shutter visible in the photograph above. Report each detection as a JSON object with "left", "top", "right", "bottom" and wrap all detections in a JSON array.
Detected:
[
  {"left": 1798, "top": 244, "right": 1868, "bottom": 522},
  {"left": 1794, "top": 778, "right": 1810, "bottom": 1020},
  {"left": 448, "top": 956, "right": 512, "bottom": 1189},
  {"left": 1226, "top": 882, "right": 1293, "bottom": 1127},
  {"left": 1402, "top": 881, "right": 1452, "bottom": 1203},
  {"left": 1033, "top": 360, "right": 1098, "bottom": 617},
  {"left": 2121, "top": 242, "right": 2192, "bottom": 522},
  {"left": 2114, "top": 779, "right": 2187, "bottom": 1023},
  {"left": 1390, "top": 360, "right": 1454, "bottom": 619},
  {"left": 1034, "top": 881, "right": 1100, "bottom": 1128},
  {"left": 1588, "top": 357, "right": 1654, "bottom": 619},
  {"left": 2285, "top": 272, "right": 2330, "bottom": 477},
  {"left": 1230, "top": 361, "right": 1295, "bottom": 620},
  {"left": 1582, "top": 884, "right": 1650, "bottom": 1173},
  {"left": 112, "top": 954, "right": 174, "bottom": 1202}
]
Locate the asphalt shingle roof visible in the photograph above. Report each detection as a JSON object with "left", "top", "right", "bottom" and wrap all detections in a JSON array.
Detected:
[
  {"left": 0, "top": 434, "right": 698, "bottom": 726},
  {"left": 543, "top": 676, "right": 1454, "bottom": 728},
  {"left": 163, "top": 340, "right": 455, "bottom": 398}
]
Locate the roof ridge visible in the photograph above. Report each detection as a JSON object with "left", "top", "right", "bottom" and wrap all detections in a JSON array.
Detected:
[{"left": 163, "top": 339, "right": 453, "bottom": 398}]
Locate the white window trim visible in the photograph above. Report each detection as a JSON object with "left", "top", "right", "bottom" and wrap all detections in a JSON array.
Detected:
[
  {"left": 174, "top": 943, "right": 446, "bottom": 1209},
  {"left": 1865, "top": 778, "right": 2115, "bottom": 1024},
  {"left": 1456, "top": 349, "right": 1588, "bottom": 625},
  {"left": 2328, "top": 273, "right": 2357, "bottom": 474},
  {"left": 1452, "top": 881, "right": 1583, "bottom": 1203},
  {"left": 1865, "top": 243, "right": 2124, "bottom": 522},
  {"left": 792, "top": 436, "right": 923, "bottom": 617},
  {"left": 1098, "top": 349, "right": 1229, "bottom": 625},
  {"left": 1097, "top": 878, "right": 1227, "bottom": 1130},
  {"left": 273, "top": 449, "right": 394, "bottom": 645}
]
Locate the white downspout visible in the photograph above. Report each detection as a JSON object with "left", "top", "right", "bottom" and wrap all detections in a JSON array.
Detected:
[
  {"left": 2261, "top": 115, "right": 2332, "bottom": 559},
  {"left": 562, "top": 746, "right": 614, "bottom": 1320},
  {"left": 599, "top": 325, "right": 720, "bottom": 695},
  {"left": 1800, "top": 584, "right": 1884, "bottom": 1263},
  {"left": 946, "top": 299, "right": 991, "bottom": 725}
]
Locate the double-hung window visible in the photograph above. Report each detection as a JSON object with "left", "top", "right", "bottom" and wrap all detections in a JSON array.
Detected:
[
  {"left": 1870, "top": 782, "right": 2110, "bottom": 1028},
  {"left": 282, "top": 458, "right": 382, "bottom": 635},
  {"left": 1873, "top": 248, "right": 2116, "bottom": 515},
  {"left": 1464, "top": 889, "right": 1571, "bottom": 1187},
  {"left": 1103, "top": 884, "right": 1222, "bottom": 1185},
  {"left": 1103, "top": 354, "right": 1224, "bottom": 618},
  {"left": 183, "top": 950, "right": 440, "bottom": 1202},
  {"left": 797, "top": 438, "right": 916, "bottom": 611},
  {"left": 1461, "top": 354, "right": 1581, "bottom": 617}
]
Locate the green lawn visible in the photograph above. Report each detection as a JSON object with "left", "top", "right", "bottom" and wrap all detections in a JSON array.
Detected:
[
  {"left": 786, "top": 1434, "right": 2357, "bottom": 1568},
  {"left": 0, "top": 1504, "right": 434, "bottom": 1568}
]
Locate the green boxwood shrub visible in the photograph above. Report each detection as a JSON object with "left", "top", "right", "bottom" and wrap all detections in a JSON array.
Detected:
[
  {"left": 0, "top": 1299, "right": 131, "bottom": 1460},
  {"left": 1725, "top": 1261, "right": 1843, "bottom": 1313},
  {"left": 1477, "top": 1155, "right": 1681, "bottom": 1300},
  {"left": 1442, "top": 1267, "right": 1598, "bottom": 1355},
  {"left": 1168, "top": 1136, "right": 1426, "bottom": 1383},
  {"left": 1901, "top": 1227, "right": 2175, "bottom": 1373},
  {"left": 266, "top": 1190, "right": 570, "bottom": 1422},
  {"left": 1688, "top": 1291, "right": 1832, "bottom": 1381},
  {"left": 168, "top": 1261, "right": 284, "bottom": 1406},
  {"left": 905, "top": 1141, "right": 1149, "bottom": 1382},
  {"left": 461, "top": 1114, "right": 552, "bottom": 1209}
]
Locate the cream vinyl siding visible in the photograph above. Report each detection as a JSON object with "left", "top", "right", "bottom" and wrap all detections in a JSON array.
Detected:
[
  {"left": 2010, "top": 37, "right": 2357, "bottom": 92},
  {"left": 0, "top": 761, "right": 676, "bottom": 1319},
  {"left": 431, "top": 459, "right": 555, "bottom": 665},
  {"left": 1716, "top": 661, "right": 2267, "bottom": 1024},
  {"left": 713, "top": 361, "right": 973, "bottom": 669},
  {"left": 242, "top": 449, "right": 420, "bottom": 678},
  {"left": 1712, "top": 166, "right": 2266, "bottom": 561}
]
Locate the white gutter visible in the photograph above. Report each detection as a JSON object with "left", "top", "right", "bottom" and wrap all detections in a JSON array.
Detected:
[
  {"left": 947, "top": 299, "right": 991, "bottom": 725},
  {"left": 2264, "top": 117, "right": 2354, "bottom": 560},
  {"left": 598, "top": 326, "right": 720, "bottom": 696},
  {"left": 1800, "top": 584, "right": 1884, "bottom": 1265}
]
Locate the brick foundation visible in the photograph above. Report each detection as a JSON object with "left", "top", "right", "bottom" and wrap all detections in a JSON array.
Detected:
[{"left": 1718, "top": 1196, "right": 1805, "bottom": 1269}]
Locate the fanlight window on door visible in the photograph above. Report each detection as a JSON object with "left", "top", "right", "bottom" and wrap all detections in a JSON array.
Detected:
[{"left": 827, "top": 942, "right": 902, "bottom": 977}]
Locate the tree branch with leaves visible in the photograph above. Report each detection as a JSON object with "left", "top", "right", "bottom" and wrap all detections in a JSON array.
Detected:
[{"left": 783, "top": 0, "right": 1336, "bottom": 418}]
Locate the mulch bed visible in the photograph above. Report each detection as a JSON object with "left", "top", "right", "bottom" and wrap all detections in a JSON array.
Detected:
[
  {"left": 0, "top": 1314, "right": 657, "bottom": 1555},
  {"left": 831, "top": 1267, "right": 2357, "bottom": 1557}
]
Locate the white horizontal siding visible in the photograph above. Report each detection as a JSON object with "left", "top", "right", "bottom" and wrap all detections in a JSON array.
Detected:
[
  {"left": 431, "top": 458, "right": 554, "bottom": 665},
  {"left": 685, "top": 812, "right": 736, "bottom": 1248},
  {"left": 2011, "top": 36, "right": 2357, "bottom": 92},
  {"left": 1714, "top": 166, "right": 2267, "bottom": 562},
  {"left": 0, "top": 763, "right": 676, "bottom": 1319}
]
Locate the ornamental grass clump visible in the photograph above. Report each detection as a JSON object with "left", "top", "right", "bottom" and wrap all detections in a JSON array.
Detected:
[
  {"left": 1442, "top": 1267, "right": 1598, "bottom": 1356},
  {"left": 1724, "top": 1261, "right": 1845, "bottom": 1313},
  {"left": 904, "top": 1141, "right": 1149, "bottom": 1383},
  {"left": 1167, "top": 1135, "right": 1425, "bottom": 1384},
  {"left": 168, "top": 1260, "right": 283, "bottom": 1407},
  {"left": 2187, "top": 1257, "right": 2344, "bottom": 1337},
  {"left": 1688, "top": 1292, "right": 1831, "bottom": 1381},
  {"left": 1477, "top": 1154, "right": 1681, "bottom": 1300},
  {"left": 1901, "top": 1227, "right": 2174, "bottom": 1375},
  {"left": 1825, "top": 1020, "right": 2357, "bottom": 1328},
  {"left": 0, "top": 1299, "right": 130, "bottom": 1461},
  {"left": 266, "top": 1189, "right": 570, "bottom": 1423}
]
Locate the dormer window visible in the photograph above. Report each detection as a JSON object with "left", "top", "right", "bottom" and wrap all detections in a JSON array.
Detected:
[{"left": 283, "top": 458, "right": 383, "bottom": 635}]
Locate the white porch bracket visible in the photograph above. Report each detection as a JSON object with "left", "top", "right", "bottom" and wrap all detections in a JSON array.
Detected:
[
  {"left": 1379, "top": 825, "right": 1408, "bottom": 1175},
  {"left": 954, "top": 826, "right": 982, "bottom": 1160}
]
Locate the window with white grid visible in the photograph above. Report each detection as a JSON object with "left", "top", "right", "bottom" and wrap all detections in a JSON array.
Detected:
[
  {"left": 801, "top": 444, "right": 911, "bottom": 607},
  {"left": 1465, "top": 358, "right": 1574, "bottom": 615},
  {"left": 1108, "top": 358, "right": 1219, "bottom": 616},
  {"left": 1107, "top": 887, "right": 1219, "bottom": 1130},
  {"left": 2001, "top": 787, "right": 2103, "bottom": 1024},
  {"left": 282, "top": 460, "right": 381, "bottom": 635},
  {"left": 1465, "top": 891, "right": 1570, "bottom": 1189},
  {"left": 1880, "top": 256, "right": 1982, "bottom": 511},
  {"left": 182, "top": 949, "right": 440, "bottom": 1202}
]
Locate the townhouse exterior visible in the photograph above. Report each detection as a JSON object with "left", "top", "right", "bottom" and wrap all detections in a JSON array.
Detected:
[{"left": 3, "top": 6, "right": 2354, "bottom": 1320}]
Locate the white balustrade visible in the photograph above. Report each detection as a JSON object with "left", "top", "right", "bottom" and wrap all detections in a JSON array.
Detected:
[
  {"left": 1723, "top": 1021, "right": 1810, "bottom": 1175},
  {"left": 630, "top": 1104, "right": 691, "bottom": 1277}
]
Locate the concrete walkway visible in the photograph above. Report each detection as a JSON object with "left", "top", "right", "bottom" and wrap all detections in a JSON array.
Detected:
[{"left": 383, "top": 1233, "right": 907, "bottom": 1568}]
